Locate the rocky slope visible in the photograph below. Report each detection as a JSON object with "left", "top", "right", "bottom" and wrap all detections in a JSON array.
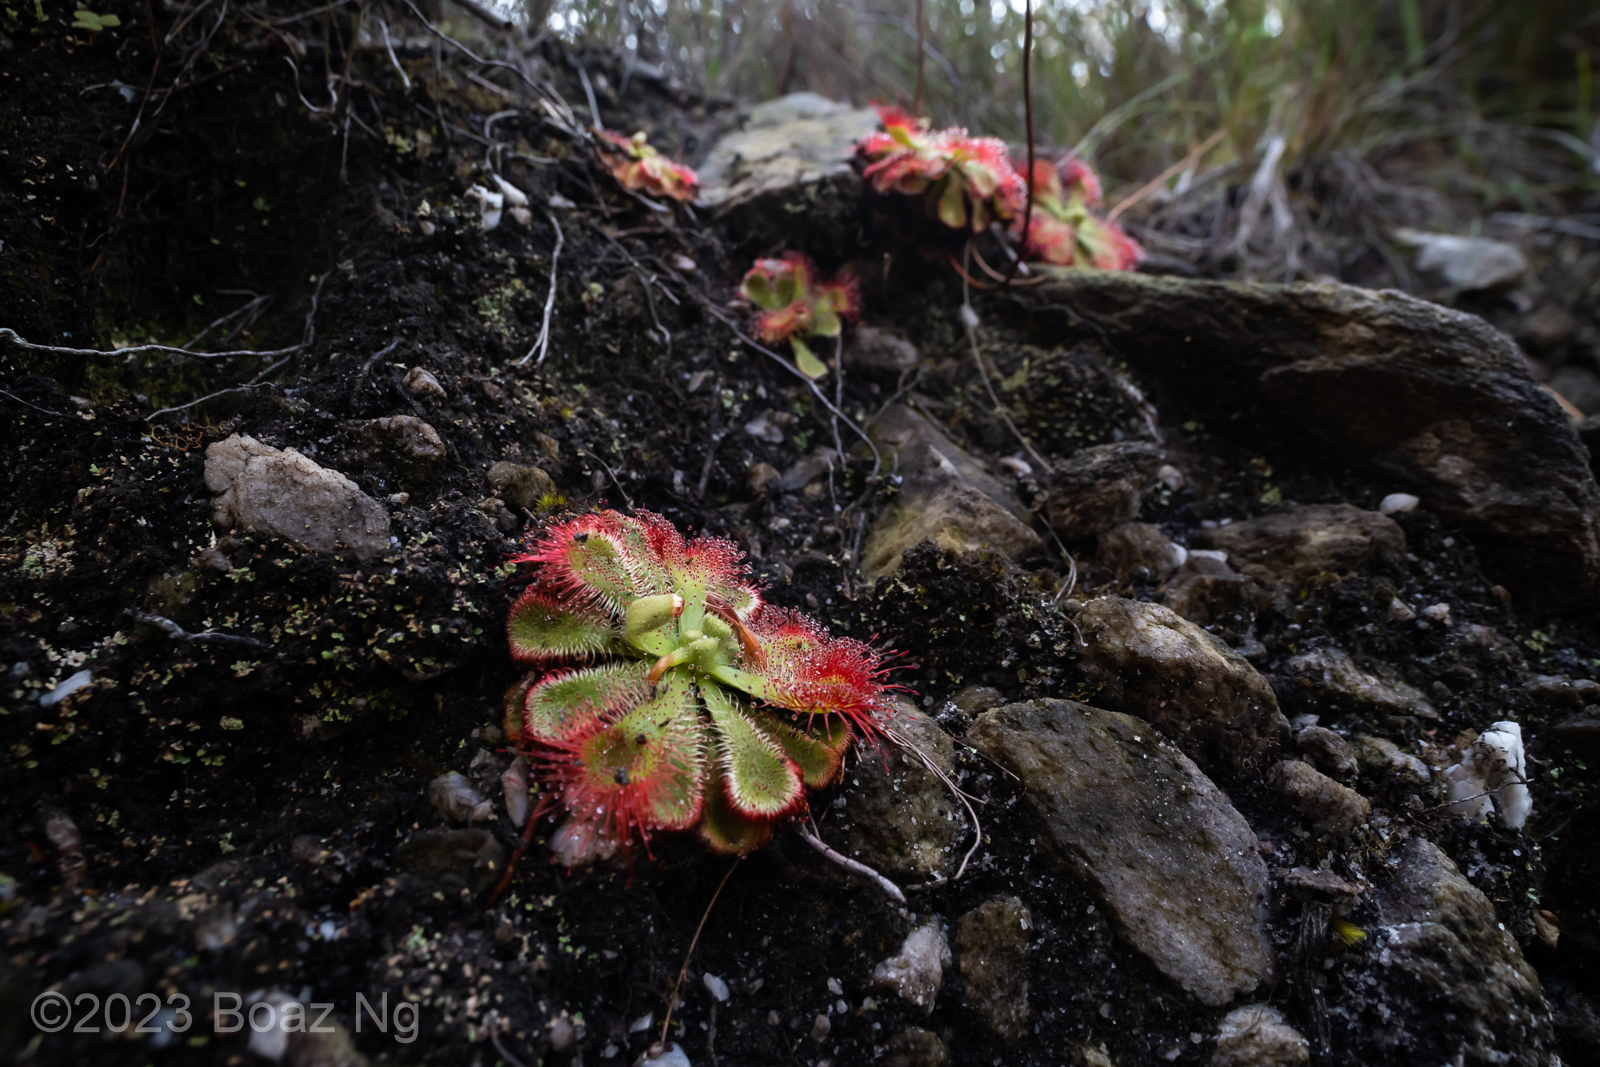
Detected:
[{"left": 3, "top": 8, "right": 1600, "bottom": 1067}]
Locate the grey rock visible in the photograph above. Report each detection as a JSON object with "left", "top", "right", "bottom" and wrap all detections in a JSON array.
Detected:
[
  {"left": 747, "top": 461, "right": 781, "bottom": 493},
  {"left": 205, "top": 434, "right": 391, "bottom": 563},
  {"left": 1394, "top": 228, "right": 1528, "bottom": 291},
  {"left": 402, "top": 366, "right": 446, "bottom": 400},
  {"left": 1378, "top": 491, "right": 1420, "bottom": 514},
  {"left": 831, "top": 701, "right": 964, "bottom": 880},
  {"left": 1011, "top": 272, "right": 1600, "bottom": 613},
  {"left": 354, "top": 415, "right": 445, "bottom": 481},
  {"left": 1210, "top": 1005, "right": 1309, "bottom": 1067},
  {"left": 954, "top": 896, "right": 1032, "bottom": 1043},
  {"left": 696, "top": 92, "right": 880, "bottom": 256},
  {"left": 1350, "top": 837, "right": 1550, "bottom": 1065},
  {"left": 1076, "top": 597, "right": 1288, "bottom": 773},
  {"left": 1295, "top": 725, "right": 1357, "bottom": 779},
  {"left": 871, "top": 920, "right": 950, "bottom": 1011},
  {"left": 1269, "top": 760, "right": 1370, "bottom": 838},
  {"left": 1161, "top": 553, "right": 1267, "bottom": 634},
  {"left": 395, "top": 829, "right": 506, "bottom": 894},
  {"left": 1047, "top": 442, "right": 1163, "bottom": 540},
  {"left": 1280, "top": 867, "right": 1361, "bottom": 907},
  {"left": 1199, "top": 504, "right": 1405, "bottom": 591},
  {"left": 1096, "top": 522, "right": 1186, "bottom": 580},
  {"left": 1283, "top": 645, "right": 1438, "bottom": 722},
  {"left": 1553, "top": 707, "right": 1600, "bottom": 756},
  {"left": 486, "top": 461, "right": 556, "bottom": 513},
  {"left": 1520, "top": 304, "right": 1578, "bottom": 350},
  {"left": 1354, "top": 736, "right": 1433, "bottom": 784},
  {"left": 1522, "top": 673, "right": 1600, "bottom": 708},
  {"left": 967, "top": 700, "right": 1275, "bottom": 1007},
  {"left": 861, "top": 405, "right": 1041, "bottom": 578},
  {"left": 846, "top": 326, "right": 922, "bottom": 375},
  {"left": 780, "top": 448, "right": 838, "bottom": 492},
  {"left": 882, "top": 1027, "right": 949, "bottom": 1067},
  {"left": 949, "top": 684, "right": 1005, "bottom": 720},
  {"left": 426, "top": 771, "right": 491, "bottom": 823}
]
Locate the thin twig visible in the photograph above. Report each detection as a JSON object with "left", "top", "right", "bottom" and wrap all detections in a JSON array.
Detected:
[
  {"left": 516, "top": 209, "right": 564, "bottom": 366},
  {"left": 377, "top": 18, "right": 411, "bottom": 90},
  {"left": 796, "top": 817, "right": 906, "bottom": 904},
  {"left": 0, "top": 389, "right": 75, "bottom": 416},
  {"left": 912, "top": 0, "right": 924, "bottom": 112},
  {"left": 1107, "top": 127, "right": 1228, "bottom": 223},
  {"left": 446, "top": 0, "right": 513, "bottom": 31},
  {"left": 123, "top": 610, "right": 268, "bottom": 650},
  {"left": 659, "top": 860, "right": 741, "bottom": 1048},
  {"left": 961, "top": 269, "right": 1079, "bottom": 592},
  {"left": 575, "top": 61, "right": 601, "bottom": 126},
  {"left": 489, "top": 1031, "right": 530, "bottom": 1067},
  {"left": 582, "top": 449, "right": 634, "bottom": 510},
  {"left": 0, "top": 328, "right": 302, "bottom": 361},
  {"left": 886, "top": 725, "right": 982, "bottom": 891},
  {"left": 145, "top": 354, "right": 294, "bottom": 420},
  {"left": 685, "top": 296, "right": 882, "bottom": 478}
]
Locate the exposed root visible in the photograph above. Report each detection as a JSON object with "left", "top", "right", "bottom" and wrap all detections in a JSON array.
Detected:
[
  {"left": 515, "top": 208, "right": 564, "bottom": 366},
  {"left": 882, "top": 725, "right": 984, "bottom": 891},
  {"left": 658, "top": 859, "right": 741, "bottom": 1048},
  {"left": 795, "top": 816, "right": 906, "bottom": 904}
]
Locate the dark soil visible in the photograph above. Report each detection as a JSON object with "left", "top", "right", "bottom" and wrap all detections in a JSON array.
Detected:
[{"left": 3, "top": 5, "right": 1600, "bottom": 1067}]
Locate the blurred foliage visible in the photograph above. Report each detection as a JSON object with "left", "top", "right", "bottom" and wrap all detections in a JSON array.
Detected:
[{"left": 508, "top": 0, "right": 1600, "bottom": 192}]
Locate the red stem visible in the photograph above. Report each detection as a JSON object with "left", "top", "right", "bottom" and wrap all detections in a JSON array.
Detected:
[{"left": 999, "top": 0, "right": 1035, "bottom": 287}]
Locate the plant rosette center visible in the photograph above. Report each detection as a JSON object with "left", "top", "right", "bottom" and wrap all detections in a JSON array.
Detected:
[{"left": 503, "top": 510, "right": 893, "bottom": 862}]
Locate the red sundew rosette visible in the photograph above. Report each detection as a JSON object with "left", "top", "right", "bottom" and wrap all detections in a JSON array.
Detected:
[{"left": 594, "top": 129, "right": 699, "bottom": 203}]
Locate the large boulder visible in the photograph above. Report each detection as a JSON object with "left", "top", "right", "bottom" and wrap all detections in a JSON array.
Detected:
[
  {"left": 860, "top": 404, "right": 1042, "bottom": 578},
  {"left": 968, "top": 700, "right": 1275, "bottom": 1007},
  {"left": 695, "top": 92, "right": 879, "bottom": 256},
  {"left": 1009, "top": 272, "right": 1600, "bottom": 614},
  {"left": 1329, "top": 836, "right": 1550, "bottom": 1065},
  {"left": 1076, "top": 596, "right": 1289, "bottom": 773}
]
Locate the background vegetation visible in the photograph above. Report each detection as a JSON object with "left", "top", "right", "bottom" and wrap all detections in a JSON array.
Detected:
[{"left": 507, "top": 0, "right": 1599, "bottom": 212}]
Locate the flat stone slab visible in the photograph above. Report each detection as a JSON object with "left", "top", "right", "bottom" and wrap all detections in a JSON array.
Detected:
[
  {"left": 1009, "top": 272, "right": 1600, "bottom": 614},
  {"left": 968, "top": 699, "right": 1275, "bottom": 1006},
  {"left": 696, "top": 92, "right": 879, "bottom": 256}
]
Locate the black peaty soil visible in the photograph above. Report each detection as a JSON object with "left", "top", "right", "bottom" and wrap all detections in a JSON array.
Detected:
[{"left": 4, "top": 5, "right": 1600, "bottom": 1067}]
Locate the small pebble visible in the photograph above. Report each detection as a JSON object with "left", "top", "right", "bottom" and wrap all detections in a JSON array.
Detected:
[
  {"left": 549, "top": 1015, "right": 577, "bottom": 1051},
  {"left": 671, "top": 253, "right": 697, "bottom": 273},
  {"left": 1421, "top": 603, "right": 1451, "bottom": 623},
  {"left": 810, "top": 1014, "right": 832, "bottom": 1041},
  {"left": 1379, "top": 492, "right": 1420, "bottom": 514},
  {"left": 402, "top": 366, "right": 446, "bottom": 400},
  {"left": 703, "top": 973, "right": 730, "bottom": 1002},
  {"left": 827, "top": 977, "right": 844, "bottom": 995},
  {"left": 427, "top": 771, "right": 487, "bottom": 822},
  {"left": 1388, "top": 598, "right": 1416, "bottom": 621},
  {"left": 1156, "top": 464, "right": 1186, "bottom": 491}
]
